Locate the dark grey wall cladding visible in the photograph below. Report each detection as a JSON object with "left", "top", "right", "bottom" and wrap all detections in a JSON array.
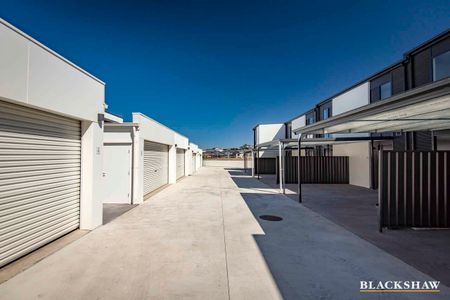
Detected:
[
  {"left": 254, "top": 157, "right": 276, "bottom": 174},
  {"left": 277, "top": 156, "right": 349, "bottom": 184},
  {"left": 413, "top": 49, "right": 432, "bottom": 87},
  {"left": 391, "top": 66, "right": 406, "bottom": 94}
]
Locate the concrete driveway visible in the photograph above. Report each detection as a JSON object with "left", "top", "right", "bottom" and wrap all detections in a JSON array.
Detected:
[{"left": 0, "top": 167, "right": 449, "bottom": 299}]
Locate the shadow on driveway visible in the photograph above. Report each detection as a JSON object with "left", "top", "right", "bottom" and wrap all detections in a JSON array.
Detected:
[
  {"left": 103, "top": 203, "right": 137, "bottom": 224},
  {"left": 228, "top": 168, "right": 450, "bottom": 292}
]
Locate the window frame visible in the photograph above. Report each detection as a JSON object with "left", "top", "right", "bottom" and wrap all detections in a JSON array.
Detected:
[{"left": 432, "top": 50, "right": 450, "bottom": 82}]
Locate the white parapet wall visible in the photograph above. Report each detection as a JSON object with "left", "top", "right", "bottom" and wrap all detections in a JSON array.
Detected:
[
  {"left": 291, "top": 115, "right": 305, "bottom": 138},
  {"left": 203, "top": 160, "right": 245, "bottom": 169},
  {"left": 254, "top": 123, "right": 285, "bottom": 158},
  {"left": 332, "top": 82, "right": 370, "bottom": 116},
  {"left": 0, "top": 19, "right": 104, "bottom": 122}
]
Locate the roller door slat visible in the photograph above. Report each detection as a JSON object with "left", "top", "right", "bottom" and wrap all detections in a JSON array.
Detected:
[
  {"left": 0, "top": 221, "right": 79, "bottom": 265},
  {"left": 0, "top": 131, "right": 81, "bottom": 145},
  {"left": 0, "top": 196, "right": 79, "bottom": 228},
  {"left": 0, "top": 210, "right": 79, "bottom": 245},
  {"left": 0, "top": 101, "right": 80, "bottom": 127},
  {"left": 0, "top": 175, "right": 80, "bottom": 193},
  {"left": 0, "top": 193, "right": 79, "bottom": 219},
  {"left": 0, "top": 183, "right": 80, "bottom": 204},
  {"left": 0, "top": 163, "right": 80, "bottom": 174},
  {"left": 0, "top": 170, "right": 80, "bottom": 185},
  {"left": 0, "top": 159, "right": 81, "bottom": 168},
  {"left": 0, "top": 189, "right": 79, "bottom": 213},
  {"left": 0, "top": 167, "right": 80, "bottom": 180}
]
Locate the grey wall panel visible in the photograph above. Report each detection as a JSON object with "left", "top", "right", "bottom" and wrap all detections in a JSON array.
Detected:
[
  {"left": 413, "top": 49, "right": 432, "bottom": 87},
  {"left": 392, "top": 66, "right": 406, "bottom": 95},
  {"left": 143, "top": 141, "right": 169, "bottom": 196},
  {"left": 0, "top": 100, "right": 81, "bottom": 267}
]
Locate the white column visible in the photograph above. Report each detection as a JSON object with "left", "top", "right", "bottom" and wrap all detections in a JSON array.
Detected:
[
  {"left": 251, "top": 150, "right": 255, "bottom": 177},
  {"left": 132, "top": 129, "right": 144, "bottom": 204},
  {"left": 185, "top": 149, "right": 190, "bottom": 175},
  {"left": 278, "top": 141, "right": 283, "bottom": 194},
  {"left": 80, "top": 121, "right": 104, "bottom": 230},
  {"left": 168, "top": 145, "right": 177, "bottom": 183}
]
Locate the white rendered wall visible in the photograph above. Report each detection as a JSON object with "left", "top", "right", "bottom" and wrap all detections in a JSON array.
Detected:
[
  {"left": 133, "top": 129, "right": 144, "bottom": 204},
  {"left": 184, "top": 150, "right": 189, "bottom": 176},
  {"left": 0, "top": 19, "right": 104, "bottom": 122},
  {"left": 255, "top": 124, "right": 285, "bottom": 144},
  {"left": 188, "top": 143, "right": 199, "bottom": 175},
  {"left": 132, "top": 113, "right": 175, "bottom": 145},
  {"left": 103, "top": 126, "right": 133, "bottom": 144},
  {"left": 80, "top": 121, "right": 104, "bottom": 229},
  {"left": 255, "top": 124, "right": 285, "bottom": 158},
  {"left": 186, "top": 150, "right": 193, "bottom": 175},
  {"left": 203, "top": 160, "right": 244, "bottom": 168},
  {"left": 333, "top": 141, "right": 371, "bottom": 188},
  {"left": 332, "top": 82, "right": 369, "bottom": 116},
  {"left": 174, "top": 133, "right": 189, "bottom": 149},
  {"left": 291, "top": 115, "right": 305, "bottom": 138},
  {"left": 168, "top": 146, "right": 177, "bottom": 184}
]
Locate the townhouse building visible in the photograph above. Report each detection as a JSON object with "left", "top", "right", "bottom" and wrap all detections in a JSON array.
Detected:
[{"left": 254, "top": 29, "right": 450, "bottom": 189}]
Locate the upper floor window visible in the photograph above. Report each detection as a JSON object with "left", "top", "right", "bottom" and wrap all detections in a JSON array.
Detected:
[
  {"left": 322, "top": 107, "right": 331, "bottom": 120},
  {"left": 306, "top": 114, "right": 315, "bottom": 125},
  {"left": 433, "top": 50, "right": 450, "bottom": 81},
  {"left": 379, "top": 81, "right": 392, "bottom": 100},
  {"left": 370, "top": 72, "right": 392, "bottom": 103}
]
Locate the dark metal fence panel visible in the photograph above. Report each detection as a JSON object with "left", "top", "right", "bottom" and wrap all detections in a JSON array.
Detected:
[
  {"left": 278, "top": 156, "right": 349, "bottom": 184},
  {"left": 379, "top": 151, "right": 450, "bottom": 230},
  {"left": 254, "top": 157, "right": 276, "bottom": 174}
]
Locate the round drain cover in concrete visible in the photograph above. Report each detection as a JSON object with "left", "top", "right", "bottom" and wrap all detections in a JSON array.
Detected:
[{"left": 259, "top": 215, "right": 283, "bottom": 221}]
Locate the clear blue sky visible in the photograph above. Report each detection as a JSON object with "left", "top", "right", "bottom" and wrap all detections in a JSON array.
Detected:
[{"left": 2, "top": 1, "right": 449, "bottom": 149}]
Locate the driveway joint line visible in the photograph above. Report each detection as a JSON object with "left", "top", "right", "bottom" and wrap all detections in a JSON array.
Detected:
[{"left": 220, "top": 182, "right": 231, "bottom": 300}]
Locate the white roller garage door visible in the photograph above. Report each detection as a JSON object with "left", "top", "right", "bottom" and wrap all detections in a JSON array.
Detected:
[
  {"left": 176, "top": 149, "right": 185, "bottom": 179},
  {"left": 0, "top": 100, "right": 81, "bottom": 267},
  {"left": 144, "top": 141, "right": 169, "bottom": 196}
]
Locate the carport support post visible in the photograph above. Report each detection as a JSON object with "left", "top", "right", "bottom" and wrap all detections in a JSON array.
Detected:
[
  {"left": 257, "top": 148, "right": 260, "bottom": 180},
  {"left": 251, "top": 150, "right": 255, "bottom": 177},
  {"left": 297, "top": 134, "right": 302, "bottom": 203},
  {"left": 278, "top": 141, "right": 283, "bottom": 194}
]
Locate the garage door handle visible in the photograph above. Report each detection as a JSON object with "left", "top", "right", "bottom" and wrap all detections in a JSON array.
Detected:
[{"left": 102, "top": 172, "right": 107, "bottom": 177}]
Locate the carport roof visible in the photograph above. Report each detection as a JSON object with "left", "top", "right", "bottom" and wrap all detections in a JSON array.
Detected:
[
  {"left": 293, "top": 78, "right": 450, "bottom": 135},
  {"left": 255, "top": 136, "right": 393, "bottom": 150}
]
